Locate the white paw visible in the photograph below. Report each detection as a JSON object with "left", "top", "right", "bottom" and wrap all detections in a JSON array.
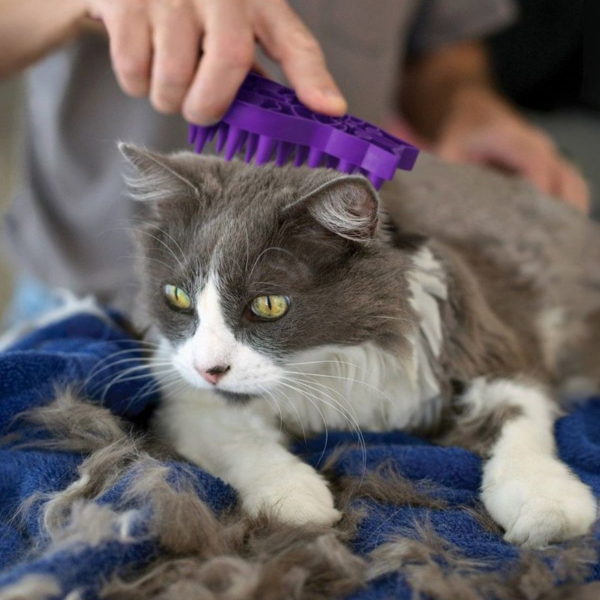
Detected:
[
  {"left": 242, "top": 462, "right": 341, "bottom": 527},
  {"left": 482, "top": 458, "right": 597, "bottom": 547}
]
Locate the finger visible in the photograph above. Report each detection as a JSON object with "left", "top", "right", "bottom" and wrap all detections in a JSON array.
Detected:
[
  {"left": 473, "top": 134, "right": 557, "bottom": 195},
  {"left": 508, "top": 131, "right": 560, "bottom": 195},
  {"left": 253, "top": 0, "right": 346, "bottom": 116},
  {"left": 552, "top": 160, "right": 591, "bottom": 213},
  {"left": 183, "top": 0, "right": 254, "bottom": 124},
  {"left": 149, "top": 1, "right": 200, "bottom": 114},
  {"left": 515, "top": 152, "right": 556, "bottom": 196},
  {"left": 435, "top": 136, "right": 471, "bottom": 163},
  {"left": 103, "top": 4, "right": 152, "bottom": 97}
]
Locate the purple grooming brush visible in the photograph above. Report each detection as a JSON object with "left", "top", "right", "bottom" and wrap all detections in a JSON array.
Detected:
[{"left": 188, "top": 73, "right": 419, "bottom": 189}]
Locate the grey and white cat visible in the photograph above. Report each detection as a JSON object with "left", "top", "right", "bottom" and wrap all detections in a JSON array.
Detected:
[{"left": 121, "top": 143, "right": 600, "bottom": 548}]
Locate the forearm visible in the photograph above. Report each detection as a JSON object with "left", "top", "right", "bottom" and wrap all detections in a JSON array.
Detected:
[
  {"left": 401, "top": 41, "right": 497, "bottom": 140},
  {"left": 0, "top": 0, "right": 87, "bottom": 78}
]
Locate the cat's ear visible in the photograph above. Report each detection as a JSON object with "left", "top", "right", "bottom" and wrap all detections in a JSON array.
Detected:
[
  {"left": 119, "top": 143, "right": 201, "bottom": 204},
  {"left": 284, "top": 176, "right": 379, "bottom": 242}
]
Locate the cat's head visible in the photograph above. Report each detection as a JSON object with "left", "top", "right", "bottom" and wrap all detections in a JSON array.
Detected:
[{"left": 121, "top": 144, "right": 417, "bottom": 399}]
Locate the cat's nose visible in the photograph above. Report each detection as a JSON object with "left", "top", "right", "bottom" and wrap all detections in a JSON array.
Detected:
[{"left": 196, "top": 364, "right": 231, "bottom": 385}]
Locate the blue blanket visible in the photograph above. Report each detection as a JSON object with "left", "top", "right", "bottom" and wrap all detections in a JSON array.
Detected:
[{"left": 0, "top": 311, "right": 599, "bottom": 599}]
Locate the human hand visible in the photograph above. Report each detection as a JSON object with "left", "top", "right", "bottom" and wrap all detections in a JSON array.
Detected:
[
  {"left": 84, "top": 0, "right": 347, "bottom": 124},
  {"left": 435, "top": 87, "right": 589, "bottom": 213}
]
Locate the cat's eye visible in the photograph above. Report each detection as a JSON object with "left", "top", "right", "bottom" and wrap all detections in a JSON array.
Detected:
[
  {"left": 164, "top": 284, "right": 192, "bottom": 312},
  {"left": 249, "top": 295, "right": 290, "bottom": 320}
]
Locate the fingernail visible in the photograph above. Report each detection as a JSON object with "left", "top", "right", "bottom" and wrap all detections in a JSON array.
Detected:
[
  {"left": 186, "top": 114, "right": 221, "bottom": 126},
  {"left": 324, "top": 89, "right": 347, "bottom": 110},
  {"left": 183, "top": 103, "right": 222, "bottom": 126}
]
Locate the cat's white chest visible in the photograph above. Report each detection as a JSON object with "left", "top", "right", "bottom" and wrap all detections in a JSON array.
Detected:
[{"left": 269, "top": 342, "right": 442, "bottom": 434}]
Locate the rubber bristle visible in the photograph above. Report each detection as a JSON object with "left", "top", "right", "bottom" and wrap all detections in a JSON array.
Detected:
[
  {"left": 256, "top": 136, "right": 277, "bottom": 165},
  {"left": 224, "top": 126, "right": 247, "bottom": 161},
  {"left": 325, "top": 155, "right": 339, "bottom": 169},
  {"left": 307, "top": 148, "right": 325, "bottom": 168},
  {"left": 294, "top": 145, "right": 309, "bottom": 167},
  {"left": 244, "top": 133, "right": 259, "bottom": 163},
  {"left": 368, "top": 173, "right": 384, "bottom": 189},
  {"left": 216, "top": 124, "right": 229, "bottom": 153},
  {"left": 338, "top": 160, "right": 355, "bottom": 173},
  {"left": 194, "top": 128, "right": 211, "bottom": 154},
  {"left": 275, "top": 142, "right": 294, "bottom": 166},
  {"left": 207, "top": 126, "right": 218, "bottom": 142}
]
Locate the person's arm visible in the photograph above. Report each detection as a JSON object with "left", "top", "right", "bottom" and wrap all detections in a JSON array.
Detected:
[
  {"left": 0, "top": 0, "right": 87, "bottom": 78},
  {"left": 401, "top": 41, "right": 589, "bottom": 212}
]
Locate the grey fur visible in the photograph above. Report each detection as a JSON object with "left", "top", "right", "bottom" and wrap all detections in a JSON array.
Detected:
[{"left": 384, "top": 153, "right": 600, "bottom": 389}]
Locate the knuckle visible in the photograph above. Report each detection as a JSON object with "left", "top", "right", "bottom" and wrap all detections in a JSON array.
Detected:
[
  {"left": 279, "top": 31, "right": 324, "bottom": 64},
  {"left": 113, "top": 0, "right": 148, "bottom": 15},
  {"left": 219, "top": 39, "right": 254, "bottom": 69},
  {"left": 158, "top": 60, "right": 192, "bottom": 86},
  {"left": 158, "top": 0, "right": 187, "bottom": 9},
  {"left": 117, "top": 56, "right": 149, "bottom": 80},
  {"left": 290, "top": 28, "right": 323, "bottom": 57},
  {"left": 150, "top": 93, "right": 180, "bottom": 114},
  {"left": 296, "top": 36, "right": 322, "bottom": 57},
  {"left": 183, "top": 98, "right": 225, "bottom": 124}
]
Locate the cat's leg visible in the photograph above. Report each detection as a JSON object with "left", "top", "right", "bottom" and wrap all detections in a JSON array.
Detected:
[
  {"left": 157, "top": 389, "right": 341, "bottom": 526},
  {"left": 449, "top": 377, "right": 597, "bottom": 547}
]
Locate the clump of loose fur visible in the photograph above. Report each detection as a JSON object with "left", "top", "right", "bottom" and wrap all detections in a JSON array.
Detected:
[
  {"left": 11, "top": 391, "right": 600, "bottom": 600},
  {"left": 18, "top": 392, "right": 367, "bottom": 600},
  {"left": 368, "top": 520, "right": 597, "bottom": 600}
]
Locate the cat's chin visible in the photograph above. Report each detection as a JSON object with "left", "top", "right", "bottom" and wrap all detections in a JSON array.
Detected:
[{"left": 214, "top": 390, "right": 255, "bottom": 404}]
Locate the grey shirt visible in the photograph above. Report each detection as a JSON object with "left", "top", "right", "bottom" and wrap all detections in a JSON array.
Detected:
[{"left": 5, "top": 0, "right": 515, "bottom": 313}]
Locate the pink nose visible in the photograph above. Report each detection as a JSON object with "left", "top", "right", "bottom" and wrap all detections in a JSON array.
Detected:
[{"left": 196, "top": 365, "right": 230, "bottom": 385}]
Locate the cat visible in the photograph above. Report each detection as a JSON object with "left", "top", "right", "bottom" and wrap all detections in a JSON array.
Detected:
[{"left": 120, "top": 143, "right": 600, "bottom": 548}]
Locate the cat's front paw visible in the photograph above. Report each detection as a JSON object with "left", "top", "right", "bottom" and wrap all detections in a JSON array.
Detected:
[
  {"left": 482, "top": 459, "right": 597, "bottom": 547},
  {"left": 243, "top": 462, "right": 341, "bottom": 527}
]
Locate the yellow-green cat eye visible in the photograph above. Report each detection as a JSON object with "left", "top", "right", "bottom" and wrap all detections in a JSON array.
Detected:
[
  {"left": 164, "top": 284, "right": 192, "bottom": 311},
  {"left": 250, "top": 295, "right": 290, "bottom": 320}
]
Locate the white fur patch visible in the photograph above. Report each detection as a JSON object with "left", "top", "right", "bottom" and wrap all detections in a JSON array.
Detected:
[
  {"left": 468, "top": 378, "right": 598, "bottom": 547},
  {"left": 406, "top": 247, "right": 447, "bottom": 403},
  {"left": 273, "top": 342, "right": 442, "bottom": 434},
  {"left": 157, "top": 384, "right": 340, "bottom": 526},
  {"left": 537, "top": 307, "right": 567, "bottom": 372}
]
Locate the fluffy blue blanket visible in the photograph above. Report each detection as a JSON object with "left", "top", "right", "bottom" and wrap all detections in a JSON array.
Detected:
[{"left": 0, "top": 311, "right": 599, "bottom": 599}]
